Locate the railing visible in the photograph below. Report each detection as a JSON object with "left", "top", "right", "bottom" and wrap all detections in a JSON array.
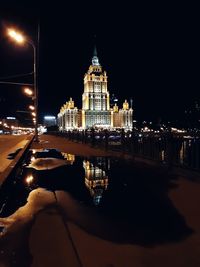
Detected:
[{"left": 53, "top": 130, "right": 200, "bottom": 172}]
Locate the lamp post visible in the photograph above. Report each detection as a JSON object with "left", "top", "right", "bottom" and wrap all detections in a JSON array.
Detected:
[{"left": 7, "top": 28, "right": 39, "bottom": 142}]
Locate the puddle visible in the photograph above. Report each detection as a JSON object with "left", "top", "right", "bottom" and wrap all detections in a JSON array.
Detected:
[{"left": 0, "top": 148, "right": 193, "bottom": 247}]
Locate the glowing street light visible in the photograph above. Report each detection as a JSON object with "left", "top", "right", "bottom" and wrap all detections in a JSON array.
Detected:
[
  {"left": 29, "top": 105, "right": 35, "bottom": 110},
  {"left": 32, "top": 112, "right": 36, "bottom": 117},
  {"left": 24, "top": 87, "right": 33, "bottom": 96},
  {"left": 7, "top": 26, "right": 39, "bottom": 142},
  {"left": 7, "top": 28, "right": 25, "bottom": 44}
]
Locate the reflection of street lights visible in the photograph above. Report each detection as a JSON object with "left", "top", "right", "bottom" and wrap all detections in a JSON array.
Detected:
[
  {"left": 7, "top": 28, "right": 39, "bottom": 142},
  {"left": 25, "top": 174, "right": 34, "bottom": 186}
]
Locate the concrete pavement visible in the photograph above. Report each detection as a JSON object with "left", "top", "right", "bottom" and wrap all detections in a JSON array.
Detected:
[
  {"left": 30, "top": 135, "right": 200, "bottom": 267},
  {"left": 0, "top": 134, "right": 200, "bottom": 266},
  {"left": 31, "top": 134, "right": 127, "bottom": 158}
]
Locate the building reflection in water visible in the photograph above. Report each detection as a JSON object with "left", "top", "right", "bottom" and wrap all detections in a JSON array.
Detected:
[
  {"left": 83, "top": 158, "right": 110, "bottom": 206},
  {"left": 61, "top": 153, "right": 75, "bottom": 165},
  {"left": 27, "top": 150, "right": 110, "bottom": 206}
]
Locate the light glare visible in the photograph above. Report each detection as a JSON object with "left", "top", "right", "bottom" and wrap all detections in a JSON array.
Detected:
[
  {"left": 29, "top": 105, "right": 35, "bottom": 110},
  {"left": 24, "top": 88, "right": 33, "bottom": 96},
  {"left": 26, "top": 175, "right": 34, "bottom": 185},
  {"left": 44, "top": 116, "right": 56, "bottom": 120},
  {"left": 7, "top": 28, "right": 24, "bottom": 44}
]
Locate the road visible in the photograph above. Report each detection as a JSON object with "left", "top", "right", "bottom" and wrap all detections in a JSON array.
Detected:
[{"left": 0, "top": 134, "right": 32, "bottom": 184}]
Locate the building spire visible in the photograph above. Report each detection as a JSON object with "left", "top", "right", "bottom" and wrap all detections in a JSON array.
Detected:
[
  {"left": 92, "top": 43, "right": 100, "bottom": 66},
  {"left": 93, "top": 45, "right": 98, "bottom": 57}
]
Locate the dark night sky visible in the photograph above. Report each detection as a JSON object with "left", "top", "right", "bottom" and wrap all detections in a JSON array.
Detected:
[{"left": 0, "top": 2, "right": 199, "bottom": 125}]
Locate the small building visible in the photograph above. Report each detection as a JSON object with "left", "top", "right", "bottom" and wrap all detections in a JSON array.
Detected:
[
  {"left": 57, "top": 98, "right": 79, "bottom": 131},
  {"left": 118, "top": 100, "right": 133, "bottom": 129},
  {"left": 43, "top": 116, "right": 57, "bottom": 127}
]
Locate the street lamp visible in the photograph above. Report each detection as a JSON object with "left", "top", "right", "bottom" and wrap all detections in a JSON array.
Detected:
[
  {"left": 7, "top": 29, "right": 24, "bottom": 43},
  {"left": 29, "top": 105, "right": 35, "bottom": 111},
  {"left": 24, "top": 87, "right": 33, "bottom": 96},
  {"left": 7, "top": 28, "right": 39, "bottom": 142}
]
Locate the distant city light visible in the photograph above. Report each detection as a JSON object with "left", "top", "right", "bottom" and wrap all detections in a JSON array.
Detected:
[
  {"left": 44, "top": 116, "right": 56, "bottom": 120},
  {"left": 6, "top": 117, "right": 16, "bottom": 120},
  {"left": 38, "top": 125, "right": 47, "bottom": 133},
  {"left": 171, "top": 127, "right": 186, "bottom": 133}
]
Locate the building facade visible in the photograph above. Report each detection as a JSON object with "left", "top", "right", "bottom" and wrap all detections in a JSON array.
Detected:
[
  {"left": 58, "top": 47, "right": 133, "bottom": 130},
  {"left": 57, "top": 98, "right": 79, "bottom": 130},
  {"left": 82, "top": 47, "right": 111, "bottom": 128}
]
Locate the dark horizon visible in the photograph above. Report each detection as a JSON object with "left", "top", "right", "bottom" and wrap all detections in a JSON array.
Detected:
[{"left": 0, "top": 3, "right": 199, "bottom": 125}]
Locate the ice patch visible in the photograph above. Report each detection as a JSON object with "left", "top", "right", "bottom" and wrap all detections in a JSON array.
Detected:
[{"left": 27, "top": 158, "right": 68, "bottom": 170}]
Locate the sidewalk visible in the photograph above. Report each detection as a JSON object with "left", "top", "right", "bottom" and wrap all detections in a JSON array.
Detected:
[
  {"left": 1, "top": 134, "right": 200, "bottom": 267},
  {"left": 31, "top": 134, "right": 128, "bottom": 158},
  {"left": 29, "top": 135, "right": 200, "bottom": 267}
]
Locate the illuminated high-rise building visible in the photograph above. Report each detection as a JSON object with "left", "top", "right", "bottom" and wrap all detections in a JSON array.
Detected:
[
  {"left": 57, "top": 46, "right": 133, "bottom": 130},
  {"left": 82, "top": 46, "right": 111, "bottom": 128}
]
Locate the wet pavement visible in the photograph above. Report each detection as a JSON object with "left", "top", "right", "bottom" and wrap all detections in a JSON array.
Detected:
[{"left": 0, "top": 135, "right": 200, "bottom": 267}]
